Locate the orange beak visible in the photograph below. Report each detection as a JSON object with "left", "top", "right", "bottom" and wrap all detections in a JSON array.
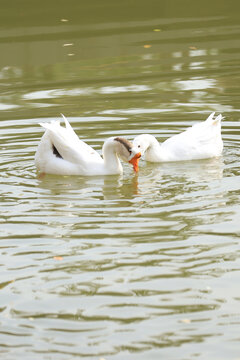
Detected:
[{"left": 129, "top": 152, "right": 141, "bottom": 172}]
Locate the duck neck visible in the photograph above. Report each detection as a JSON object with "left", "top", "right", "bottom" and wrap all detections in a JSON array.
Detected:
[
  {"left": 102, "top": 139, "right": 122, "bottom": 174},
  {"left": 144, "top": 135, "right": 162, "bottom": 162}
]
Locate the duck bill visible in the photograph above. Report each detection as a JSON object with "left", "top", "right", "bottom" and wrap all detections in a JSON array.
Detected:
[{"left": 129, "top": 152, "right": 141, "bottom": 172}]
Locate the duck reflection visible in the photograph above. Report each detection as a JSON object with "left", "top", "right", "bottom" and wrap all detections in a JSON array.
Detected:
[
  {"left": 36, "top": 168, "right": 139, "bottom": 201},
  {"left": 138, "top": 156, "right": 223, "bottom": 183},
  {"left": 36, "top": 156, "right": 223, "bottom": 201}
]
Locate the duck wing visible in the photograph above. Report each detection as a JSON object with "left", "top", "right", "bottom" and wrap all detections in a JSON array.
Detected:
[
  {"left": 183, "top": 113, "right": 222, "bottom": 146},
  {"left": 39, "top": 115, "right": 102, "bottom": 166},
  {"left": 161, "top": 113, "right": 223, "bottom": 159}
]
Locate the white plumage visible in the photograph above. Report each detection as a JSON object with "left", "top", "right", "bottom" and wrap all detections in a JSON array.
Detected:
[
  {"left": 35, "top": 114, "right": 141, "bottom": 176},
  {"left": 132, "top": 112, "right": 223, "bottom": 162}
]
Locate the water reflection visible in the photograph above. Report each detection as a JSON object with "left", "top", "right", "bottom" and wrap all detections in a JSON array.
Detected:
[
  {"left": 37, "top": 172, "right": 140, "bottom": 200},
  {"left": 138, "top": 157, "right": 224, "bottom": 184},
  {"left": 0, "top": 6, "right": 239, "bottom": 120},
  {"left": 35, "top": 156, "right": 223, "bottom": 204},
  {"left": 23, "top": 84, "right": 151, "bottom": 100}
]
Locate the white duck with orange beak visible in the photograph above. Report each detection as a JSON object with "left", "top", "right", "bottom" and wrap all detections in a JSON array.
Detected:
[
  {"left": 133, "top": 112, "right": 223, "bottom": 163},
  {"left": 35, "top": 114, "right": 141, "bottom": 176}
]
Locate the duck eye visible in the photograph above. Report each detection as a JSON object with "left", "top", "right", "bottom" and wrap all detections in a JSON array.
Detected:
[
  {"left": 129, "top": 150, "right": 132, "bottom": 155},
  {"left": 138, "top": 145, "right": 140, "bottom": 148}
]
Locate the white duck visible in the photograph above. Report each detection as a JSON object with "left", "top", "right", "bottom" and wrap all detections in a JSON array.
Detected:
[
  {"left": 35, "top": 114, "right": 141, "bottom": 176},
  {"left": 133, "top": 112, "right": 223, "bottom": 162}
]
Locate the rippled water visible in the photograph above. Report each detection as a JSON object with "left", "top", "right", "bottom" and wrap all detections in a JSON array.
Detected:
[{"left": 0, "top": 1, "right": 240, "bottom": 359}]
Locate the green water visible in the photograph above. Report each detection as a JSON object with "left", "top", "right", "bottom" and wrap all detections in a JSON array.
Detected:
[{"left": 0, "top": 1, "right": 240, "bottom": 359}]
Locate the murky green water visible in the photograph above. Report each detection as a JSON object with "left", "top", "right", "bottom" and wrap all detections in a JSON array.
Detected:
[{"left": 0, "top": 1, "right": 240, "bottom": 359}]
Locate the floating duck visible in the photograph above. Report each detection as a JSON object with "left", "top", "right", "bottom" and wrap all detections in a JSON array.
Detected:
[
  {"left": 35, "top": 114, "right": 141, "bottom": 176},
  {"left": 133, "top": 112, "right": 223, "bottom": 162}
]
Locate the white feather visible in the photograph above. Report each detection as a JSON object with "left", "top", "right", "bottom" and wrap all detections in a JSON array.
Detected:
[
  {"left": 35, "top": 115, "right": 136, "bottom": 176},
  {"left": 133, "top": 112, "right": 223, "bottom": 162}
]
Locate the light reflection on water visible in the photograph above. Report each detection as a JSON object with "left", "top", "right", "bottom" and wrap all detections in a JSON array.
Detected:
[{"left": 0, "top": 2, "right": 240, "bottom": 360}]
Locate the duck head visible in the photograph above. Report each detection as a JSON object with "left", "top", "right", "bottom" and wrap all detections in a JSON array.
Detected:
[{"left": 114, "top": 137, "right": 141, "bottom": 172}]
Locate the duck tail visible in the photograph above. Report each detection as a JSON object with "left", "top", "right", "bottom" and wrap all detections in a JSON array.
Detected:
[
  {"left": 205, "top": 112, "right": 215, "bottom": 123},
  {"left": 60, "top": 114, "right": 78, "bottom": 139},
  {"left": 212, "top": 114, "right": 223, "bottom": 125},
  {"left": 39, "top": 120, "right": 61, "bottom": 131},
  {"left": 205, "top": 112, "right": 223, "bottom": 126},
  {"left": 61, "top": 113, "right": 73, "bottom": 130},
  {"left": 39, "top": 114, "right": 73, "bottom": 133}
]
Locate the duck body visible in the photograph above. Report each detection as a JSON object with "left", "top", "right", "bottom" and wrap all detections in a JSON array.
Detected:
[
  {"left": 133, "top": 112, "right": 223, "bottom": 162},
  {"left": 35, "top": 115, "right": 140, "bottom": 176}
]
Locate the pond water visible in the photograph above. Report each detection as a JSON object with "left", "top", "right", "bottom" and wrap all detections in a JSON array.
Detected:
[{"left": 0, "top": 1, "right": 240, "bottom": 359}]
